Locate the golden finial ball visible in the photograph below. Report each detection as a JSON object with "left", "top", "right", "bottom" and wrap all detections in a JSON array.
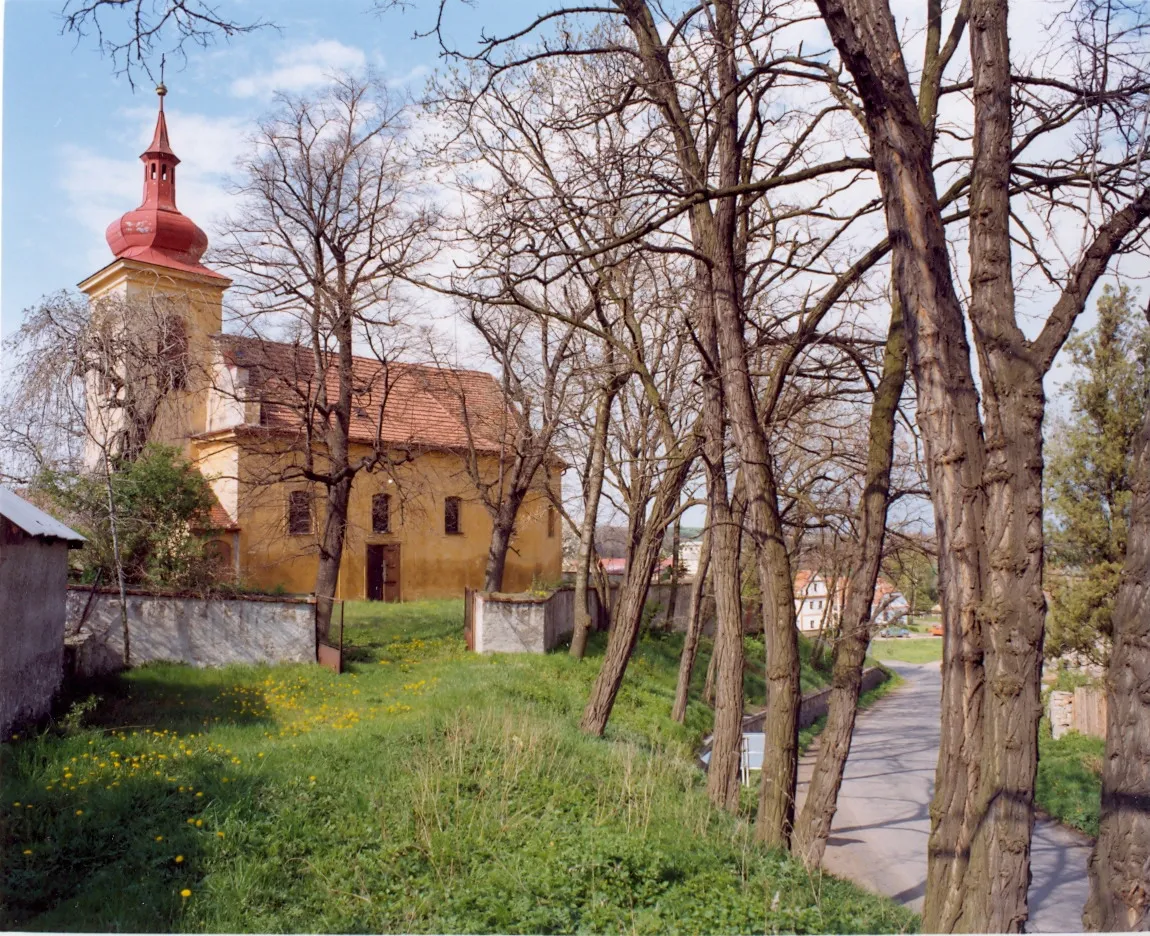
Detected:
[{"left": 156, "top": 83, "right": 168, "bottom": 97}]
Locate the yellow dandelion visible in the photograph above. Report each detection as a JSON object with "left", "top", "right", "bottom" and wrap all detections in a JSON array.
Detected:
[
  {"left": 195, "top": 792, "right": 203, "bottom": 798},
  {"left": 195, "top": 819, "right": 203, "bottom": 827},
  {"left": 12, "top": 802, "right": 20, "bottom": 807},
  {"left": 75, "top": 809, "right": 83, "bottom": 816},
  {"left": 186, "top": 818, "right": 195, "bottom": 825},
  {"left": 23, "top": 849, "right": 32, "bottom": 855},
  {"left": 155, "top": 835, "right": 164, "bottom": 841},
  {"left": 175, "top": 855, "right": 184, "bottom": 863},
  {"left": 216, "top": 831, "right": 224, "bottom": 838},
  {"left": 180, "top": 888, "right": 191, "bottom": 898}
]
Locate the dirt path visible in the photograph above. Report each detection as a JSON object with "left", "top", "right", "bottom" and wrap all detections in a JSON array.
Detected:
[{"left": 795, "top": 661, "right": 1093, "bottom": 932}]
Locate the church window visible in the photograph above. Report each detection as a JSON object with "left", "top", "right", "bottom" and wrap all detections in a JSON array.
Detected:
[
  {"left": 288, "top": 490, "right": 312, "bottom": 536},
  {"left": 151, "top": 163, "right": 156, "bottom": 179},
  {"left": 444, "top": 497, "right": 461, "bottom": 535},
  {"left": 372, "top": 493, "right": 391, "bottom": 534}
]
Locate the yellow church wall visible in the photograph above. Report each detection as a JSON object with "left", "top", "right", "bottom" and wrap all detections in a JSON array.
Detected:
[{"left": 229, "top": 439, "right": 562, "bottom": 601}]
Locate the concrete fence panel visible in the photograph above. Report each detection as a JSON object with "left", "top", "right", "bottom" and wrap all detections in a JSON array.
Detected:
[{"left": 65, "top": 587, "right": 317, "bottom": 677}]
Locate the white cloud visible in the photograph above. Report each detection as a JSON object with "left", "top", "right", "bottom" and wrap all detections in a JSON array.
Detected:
[
  {"left": 59, "top": 107, "right": 246, "bottom": 273},
  {"left": 229, "top": 39, "right": 367, "bottom": 99}
]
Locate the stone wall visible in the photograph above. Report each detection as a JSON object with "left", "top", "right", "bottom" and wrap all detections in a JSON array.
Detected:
[
  {"left": 1, "top": 536, "right": 69, "bottom": 738},
  {"left": 65, "top": 587, "right": 316, "bottom": 677},
  {"left": 472, "top": 586, "right": 612, "bottom": 654},
  {"left": 1049, "top": 687, "right": 1107, "bottom": 740},
  {"left": 697, "top": 665, "right": 892, "bottom": 766},
  {"left": 742, "top": 665, "right": 891, "bottom": 733}
]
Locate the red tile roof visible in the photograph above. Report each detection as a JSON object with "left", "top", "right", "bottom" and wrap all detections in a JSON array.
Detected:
[
  {"left": 192, "top": 486, "right": 239, "bottom": 532},
  {"left": 212, "top": 335, "right": 527, "bottom": 456}
]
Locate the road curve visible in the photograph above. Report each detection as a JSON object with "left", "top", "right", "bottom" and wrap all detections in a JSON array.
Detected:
[{"left": 795, "top": 660, "right": 1093, "bottom": 933}]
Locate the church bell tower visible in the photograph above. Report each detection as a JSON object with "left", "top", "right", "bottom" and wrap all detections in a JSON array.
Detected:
[{"left": 78, "top": 84, "right": 231, "bottom": 466}]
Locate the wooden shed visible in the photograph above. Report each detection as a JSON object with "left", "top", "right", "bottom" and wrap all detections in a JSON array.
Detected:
[{"left": 0, "top": 486, "right": 85, "bottom": 738}]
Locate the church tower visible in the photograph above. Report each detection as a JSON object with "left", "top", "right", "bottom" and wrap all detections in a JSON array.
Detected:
[{"left": 79, "top": 85, "right": 230, "bottom": 467}]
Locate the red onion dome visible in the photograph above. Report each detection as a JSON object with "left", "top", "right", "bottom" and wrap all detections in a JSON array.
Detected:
[{"left": 104, "top": 84, "right": 222, "bottom": 278}]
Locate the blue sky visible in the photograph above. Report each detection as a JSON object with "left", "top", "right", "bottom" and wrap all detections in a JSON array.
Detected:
[{"left": 0, "top": 0, "right": 524, "bottom": 341}]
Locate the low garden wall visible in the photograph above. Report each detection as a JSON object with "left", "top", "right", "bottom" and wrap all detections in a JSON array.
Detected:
[
  {"left": 471, "top": 586, "right": 608, "bottom": 653},
  {"left": 470, "top": 583, "right": 718, "bottom": 654},
  {"left": 65, "top": 587, "right": 317, "bottom": 677},
  {"left": 698, "top": 665, "right": 891, "bottom": 767}
]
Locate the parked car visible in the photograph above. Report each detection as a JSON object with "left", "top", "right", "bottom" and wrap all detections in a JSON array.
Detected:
[
  {"left": 879, "top": 626, "right": 911, "bottom": 638},
  {"left": 929, "top": 624, "right": 944, "bottom": 637}
]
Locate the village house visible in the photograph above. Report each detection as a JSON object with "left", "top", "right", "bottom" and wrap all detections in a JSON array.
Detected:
[
  {"left": 792, "top": 569, "right": 909, "bottom": 632},
  {"left": 79, "top": 90, "right": 562, "bottom": 601}
]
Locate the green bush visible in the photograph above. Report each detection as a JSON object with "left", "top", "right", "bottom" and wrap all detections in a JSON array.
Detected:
[
  {"left": 36, "top": 444, "right": 222, "bottom": 591},
  {"left": 1036, "top": 717, "right": 1103, "bottom": 837}
]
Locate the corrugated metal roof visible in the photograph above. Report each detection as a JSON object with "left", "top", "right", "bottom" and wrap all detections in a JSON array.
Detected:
[{"left": 0, "top": 487, "right": 86, "bottom": 543}]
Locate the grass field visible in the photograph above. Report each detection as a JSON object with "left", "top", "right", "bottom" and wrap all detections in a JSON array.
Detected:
[
  {"left": 868, "top": 637, "right": 943, "bottom": 664},
  {"left": 1, "top": 601, "right": 914, "bottom": 934}
]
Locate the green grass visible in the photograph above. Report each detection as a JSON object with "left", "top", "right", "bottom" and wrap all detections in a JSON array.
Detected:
[
  {"left": 1, "top": 600, "right": 914, "bottom": 934},
  {"left": 868, "top": 637, "right": 943, "bottom": 664},
  {"left": 1035, "top": 717, "right": 1103, "bottom": 838}
]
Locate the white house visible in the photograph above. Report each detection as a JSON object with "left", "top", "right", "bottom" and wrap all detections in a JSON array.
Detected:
[{"left": 792, "top": 569, "right": 908, "bottom": 632}]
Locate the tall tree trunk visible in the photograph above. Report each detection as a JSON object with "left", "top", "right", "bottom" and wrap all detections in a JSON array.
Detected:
[
  {"left": 699, "top": 302, "right": 746, "bottom": 810},
  {"left": 1083, "top": 343, "right": 1150, "bottom": 932},
  {"left": 314, "top": 475, "right": 352, "bottom": 642},
  {"left": 663, "top": 520, "right": 682, "bottom": 628},
  {"left": 811, "top": 0, "right": 989, "bottom": 920},
  {"left": 793, "top": 294, "right": 908, "bottom": 867},
  {"left": 703, "top": 641, "right": 718, "bottom": 706},
  {"left": 673, "top": 524, "right": 713, "bottom": 723},
  {"left": 483, "top": 493, "right": 525, "bottom": 592},
  {"left": 573, "top": 382, "right": 618, "bottom": 658},
  {"left": 101, "top": 449, "right": 130, "bottom": 667},
  {"left": 580, "top": 449, "right": 696, "bottom": 735},
  {"left": 960, "top": 3, "right": 1047, "bottom": 925}
]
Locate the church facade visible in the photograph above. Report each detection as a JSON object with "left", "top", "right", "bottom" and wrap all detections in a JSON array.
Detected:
[{"left": 79, "top": 88, "right": 562, "bottom": 601}]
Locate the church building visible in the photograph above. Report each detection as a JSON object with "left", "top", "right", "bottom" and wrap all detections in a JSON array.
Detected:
[{"left": 79, "top": 87, "right": 563, "bottom": 600}]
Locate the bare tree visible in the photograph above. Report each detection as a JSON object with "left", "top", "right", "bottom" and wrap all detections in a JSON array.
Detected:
[
  {"left": 1, "top": 288, "right": 207, "bottom": 661},
  {"left": 813, "top": 0, "right": 1150, "bottom": 925},
  {"left": 214, "top": 76, "right": 436, "bottom": 638}
]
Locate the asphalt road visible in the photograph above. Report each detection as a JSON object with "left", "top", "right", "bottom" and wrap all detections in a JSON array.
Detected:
[{"left": 795, "top": 660, "right": 1093, "bottom": 933}]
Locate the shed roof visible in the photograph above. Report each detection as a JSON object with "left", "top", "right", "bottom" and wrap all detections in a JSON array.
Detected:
[{"left": 0, "top": 486, "right": 86, "bottom": 545}]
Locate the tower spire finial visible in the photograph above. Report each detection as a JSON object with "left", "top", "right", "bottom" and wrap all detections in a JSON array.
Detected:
[{"left": 157, "top": 55, "right": 167, "bottom": 108}]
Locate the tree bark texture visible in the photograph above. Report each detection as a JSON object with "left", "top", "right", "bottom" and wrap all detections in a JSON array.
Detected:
[
  {"left": 699, "top": 302, "right": 746, "bottom": 811},
  {"left": 672, "top": 523, "right": 712, "bottom": 723},
  {"left": 1083, "top": 352, "right": 1150, "bottom": 932},
  {"left": 792, "top": 294, "right": 908, "bottom": 868},
  {"left": 811, "top": 0, "right": 990, "bottom": 922},
  {"left": 314, "top": 474, "right": 352, "bottom": 643},
  {"left": 483, "top": 493, "right": 525, "bottom": 592},
  {"left": 580, "top": 448, "right": 696, "bottom": 735},
  {"left": 961, "top": 2, "right": 1046, "bottom": 926}
]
